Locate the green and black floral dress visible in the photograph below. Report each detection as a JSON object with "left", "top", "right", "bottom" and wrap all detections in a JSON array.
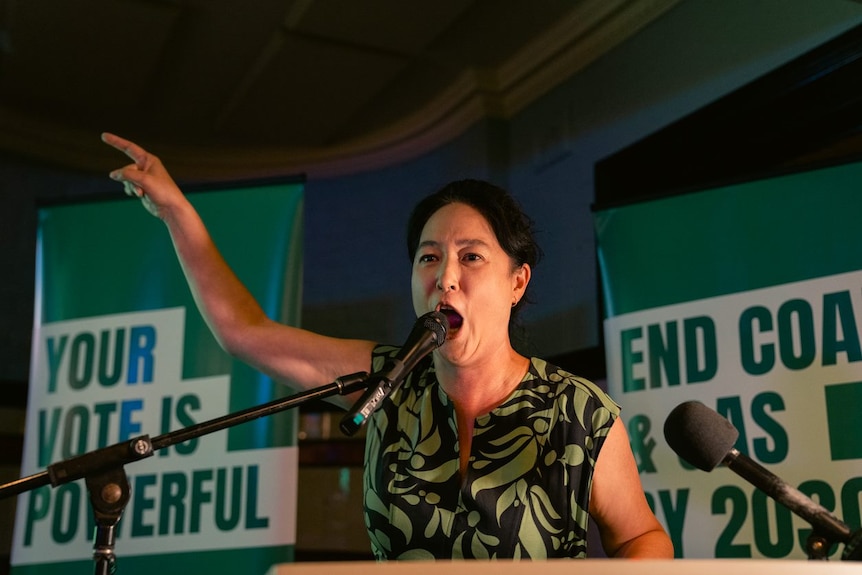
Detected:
[{"left": 363, "top": 344, "right": 620, "bottom": 560}]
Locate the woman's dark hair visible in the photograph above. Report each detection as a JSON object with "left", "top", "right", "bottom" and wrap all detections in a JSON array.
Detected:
[{"left": 406, "top": 179, "right": 542, "bottom": 319}]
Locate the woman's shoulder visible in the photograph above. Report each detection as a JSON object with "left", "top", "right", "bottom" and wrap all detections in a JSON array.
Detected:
[{"left": 525, "top": 356, "right": 620, "bottom": 413}]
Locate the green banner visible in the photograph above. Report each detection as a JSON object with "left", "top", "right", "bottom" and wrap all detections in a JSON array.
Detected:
[
  {"left": 12, "top": 181, "right": 304, "bottom": 573},
  {"left": 595, "top": 160, "right": 862, "bottom": 559}
]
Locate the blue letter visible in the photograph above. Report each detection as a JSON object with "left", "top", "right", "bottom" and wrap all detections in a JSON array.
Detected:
[{"left": 127, "top": 325, "right": 156, "bottom": 384}]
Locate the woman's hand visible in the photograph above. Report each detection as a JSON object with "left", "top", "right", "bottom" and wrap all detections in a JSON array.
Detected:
[{"left": 101, "top": 132, "right": 183, "bottom": 220}]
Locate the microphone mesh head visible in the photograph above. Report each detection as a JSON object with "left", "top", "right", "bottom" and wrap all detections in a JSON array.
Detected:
[
  {"left": 663, "top": 401, "right": 739, "bottom": 471},
  {"left": 423, "top": 311, "right": 449, "bottom": 346}
]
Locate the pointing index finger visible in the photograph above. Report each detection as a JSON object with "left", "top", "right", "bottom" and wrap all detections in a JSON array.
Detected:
[{"left": 101, "top": 132, "right": 148, "bottom": 168}]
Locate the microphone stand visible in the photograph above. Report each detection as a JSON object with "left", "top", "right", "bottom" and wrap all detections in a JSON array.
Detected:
[
  {"left": 0, "top": 371, "right": 370, "bottom": 575},
  {"left": 806, "top": 525, "right": 862, "bottom": 561}
]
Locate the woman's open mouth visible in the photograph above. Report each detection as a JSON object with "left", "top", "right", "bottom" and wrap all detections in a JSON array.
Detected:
[{"left": 439, "top": 307, "right": 463, "bottom": 334}]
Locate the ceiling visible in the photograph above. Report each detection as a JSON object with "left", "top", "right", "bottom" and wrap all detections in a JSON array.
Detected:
[{"left": 0, "top": 0, "right": 679, "bottom": 180}]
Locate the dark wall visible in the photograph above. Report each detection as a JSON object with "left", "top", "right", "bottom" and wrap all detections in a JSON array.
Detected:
[{"left": 595, "top": 23, "right": 862, "bottom": 209}]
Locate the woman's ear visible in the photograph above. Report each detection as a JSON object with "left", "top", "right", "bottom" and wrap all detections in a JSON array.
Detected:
[{"left": 512, "top": 263, "right": 531, "bottom": 303}]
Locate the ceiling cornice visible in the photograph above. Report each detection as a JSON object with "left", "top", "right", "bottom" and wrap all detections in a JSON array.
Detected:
[{"left": 0, "top": 0, "right": 681, "bottom": 181}]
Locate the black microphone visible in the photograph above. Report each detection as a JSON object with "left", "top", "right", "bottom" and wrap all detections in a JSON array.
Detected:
[
  {"left": 663, "top": 401, "right": 854, "bottom": 551},
  {"left": 339, "top": 311, "right": 448, "bottom": 436}
]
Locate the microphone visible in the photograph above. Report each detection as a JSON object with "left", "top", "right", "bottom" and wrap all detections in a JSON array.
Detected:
[
  {"left": 663, "top": 401, "right": 856, "bottom": 555},
  {"left": 339, "top": 311, "right": 448, "bottom": 436}
]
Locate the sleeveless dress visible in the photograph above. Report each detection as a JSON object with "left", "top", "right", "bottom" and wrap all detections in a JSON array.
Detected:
[{"left": 363, "top": 344, "right": 620, "bottom": 559}]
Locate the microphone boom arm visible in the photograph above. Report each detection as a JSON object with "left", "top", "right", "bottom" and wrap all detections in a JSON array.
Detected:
[
  {"left": 724, "top": 448, "right": 854, "bottom": 559},
  {"left": 0, "top": 371, "right": 372, "bottom": 574}
]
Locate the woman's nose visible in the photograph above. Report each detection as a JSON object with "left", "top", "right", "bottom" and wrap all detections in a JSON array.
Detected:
[{"left": 436, "top": 259, "right": 458, "bottom": 292}]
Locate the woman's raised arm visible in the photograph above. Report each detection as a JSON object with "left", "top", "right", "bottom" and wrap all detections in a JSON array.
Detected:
[{"left": 102, "top": 133, "right": 375, "bottom": 405}]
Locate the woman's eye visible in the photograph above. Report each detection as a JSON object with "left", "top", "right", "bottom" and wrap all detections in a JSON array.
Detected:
[
  {"left": 418, "top": 253, "right": 437, "bottom": 263},
  {"left": 463, "top": 253, "right": 483, "bottom": 262}
]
